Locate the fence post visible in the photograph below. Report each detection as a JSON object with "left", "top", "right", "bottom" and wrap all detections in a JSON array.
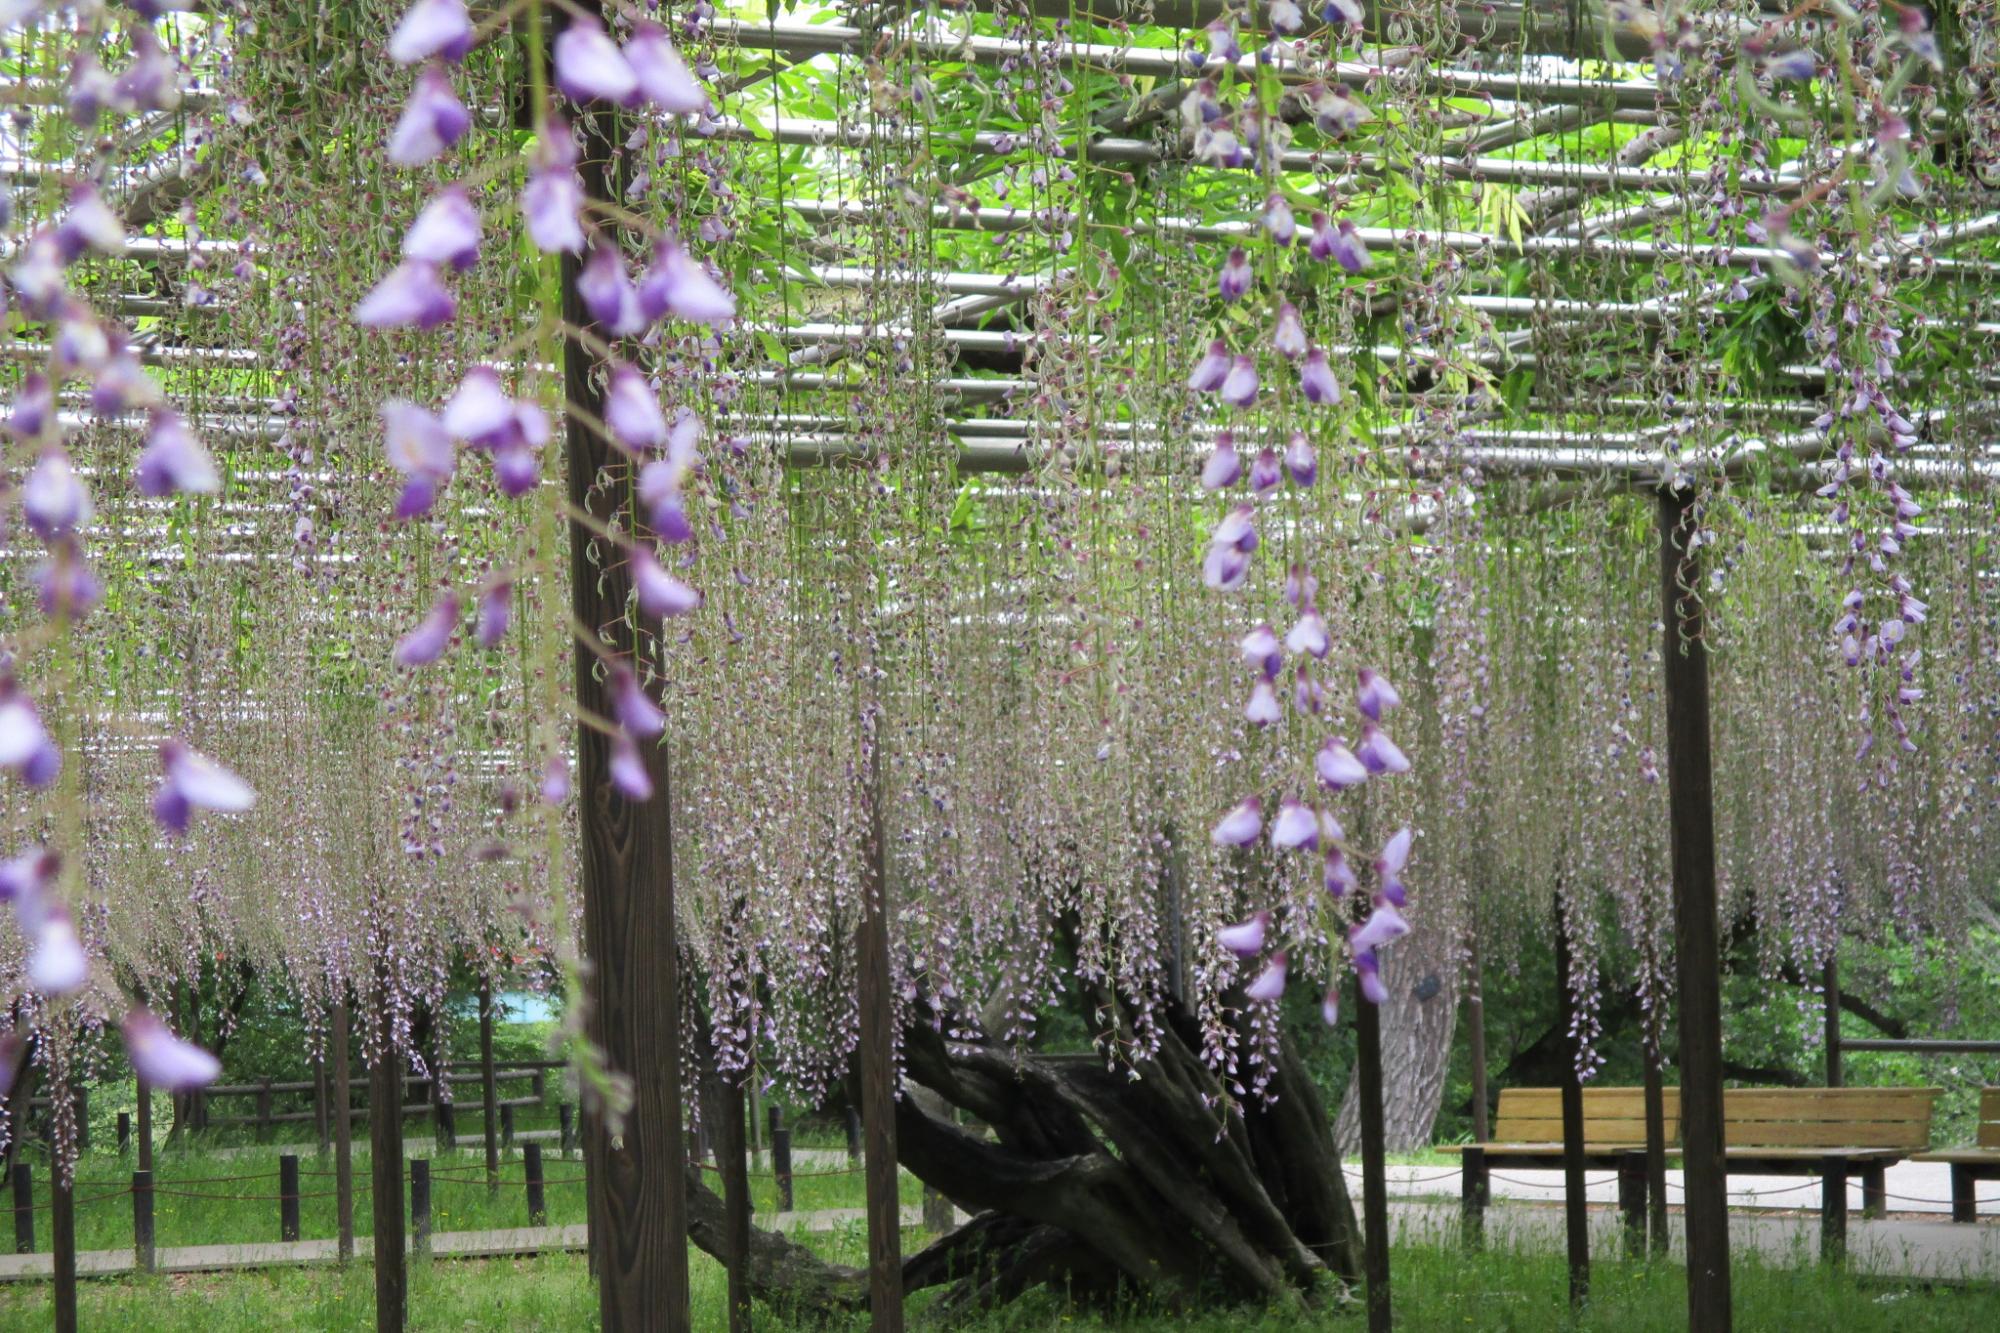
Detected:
[
  {"left": 559, "top": 1102, "right": 574, "bottom": 1156},
  {"left": 117, "top": 1112, "right": 131, "bottom": 1155},
  {"left": 53, "top": 1165, "right": 75, "bottom": 1333},
  {"left": 524, "top": 1143, "right": 547, "bottom": 1226},
  {"left": 410, "top": 1159, "right": 431, "bottom": 1261},
  {"left": 1618, "top": 1151, "right": 1647, "bottom": 1260},
  {"left": 436, "top": 1096, "right": 457, "bottom": 1153},
  {"left": 843, "top": 1105, "right": 862, "bottom": 1164},
  {"left": 257, "top": 1081, "right": 275, "bottom": 1144},
  {"left": 1820, "top": 1157, "right": 1848, "bottom": 1266},
  {"left": 11, "top": 1162, "right": 32, "bottom": 1253},
  {"left": 773, "top": 1123, "right": 794, "bottom": 1212},
  {"left": 280, "top": 1153, "right": 301, "bottom": 1242},
  {"left": 501, "top": 1104, "right": 515, "bottom": 1151},
  {"left": 133, "top": 1169, "right": 155, "bottom": 1272},
  {"left": 1460, "top": 1146, "right": 1486, "bottom": 1250}
]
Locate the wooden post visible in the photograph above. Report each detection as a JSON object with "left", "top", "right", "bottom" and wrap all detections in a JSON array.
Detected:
[
  {"left": 1465, "top": 936, "right": 1489, "bottom": 1144},
  {"left": 559, "top": 17, "right": 690, "bottom": 1324},
  {"left": 132, "top": 1169, "right": 155, "bottom": 1271},
  {"left": 332, "top": 997, "right": 355, "bottom": 1264},
  {"left": 257, "top": 1079, "right": 275, "bottom": 1144},
  {"left": 1643, "top": 1040, "right": 1669, "bottom": 1259},
  {"left": 314, "top": 1048, "right": 331, "bottom": 1153},
  {"left": 772, "top": 1123, "right": 794, "bottom": 1211},
  {"left": 280, "top": 1153, "right": 302, "bottom": 1241},
  {"left": 136, "top": 1073, "right": 153, "bottom": 1176},
  {"left": 1459, "top": 1146, "right": 1487, "bottom": 1250},
  {"left": 370, "top": 1017, "right": 408, "bottom": 1332},
  {"left": 845, "top": 1105, "right": 863, "bottom": 1165},
  {"left": 558, "top": 1102, "right": 574, "bottom": 1156},
  {"left": 718, "top": 1072, "right": 752, "bottom": 1333},
  {"left": 856, "top": 734, "right": 904, "bottom": 1332},
  {"left": 1355, "top": 989, "right": 1392, "bottom": 1333},
  {"left": 1819, "top": 1157, "right": 1847, "bottom": 1266},
  {"left": 480, "top": 977, "right": 500, "bottom": 1195},
  {"left": 52, "top": 1165, "right": 75, "bottom": 1333},
  {"left": 1555, "top": 898, "right": 1589, "bottom": 1308},
  {"left": 410, "top": 1159, "right": 432, "bottom": 1260},
  {"left": 501, "top": 1103, "right": 515, "bottom": 1149},
  {"left": 1618, "top": 1151, "right": 1647, "bottom": 1261},
  {"left": 1823, "top": 952, "right": 1842, "bottom": 1088},
  {"left": 10, "top": 1162, "right": 30, "bottom": 1252},
  {"left": 117, "top": 1111, "right": 130, "bottom": 1154},
  {"left": 525, "top": 1143, "right": 547, "bottom": 1226},
  {"left": 1657, "top": 485, "right": 1733, "bottom": 1330}
]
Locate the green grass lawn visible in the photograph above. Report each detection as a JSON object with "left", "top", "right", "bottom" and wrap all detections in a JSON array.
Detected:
[
  {"left": 0, "top": 1240, "right": 1994, "bottom": 1331},
  {"left": 4, "top": 1141, "right": 912, "bottom": 1254}
]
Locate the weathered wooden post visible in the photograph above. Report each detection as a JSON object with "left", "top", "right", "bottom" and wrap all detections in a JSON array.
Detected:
[
  {"left": 280, "top": 1153, "right": 302, "bottom": 1242},
  {"left": 410, "top": 1158, "right": 432, "bottom": 1261},
  {"left": 1555, "top": 898, "right": 1589, "bottom": 1307},
  {"left": 52, "top": 1165, "right": 76, "bottom": 1333},
  {"left": 11, "top": 1162, "right": 31, "bottom": 1253},
  {"left": 1658, "top": 484, "right": 1733, "bottom": 1330},
  {"left": 132, "top": 1168, "right": 156, "bottom": 1272},
  {"left": 524, "top": 1143, "right": 547, "bottom": 1226},
  {"left": 857, "top": 730, "right": 904, "bottom": 1331},
  {"left": 370, "top": 1005, "right": 408, "bottom": 1332}
]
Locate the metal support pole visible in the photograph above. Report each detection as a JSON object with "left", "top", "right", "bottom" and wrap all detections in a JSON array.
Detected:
[{"left": 1657, "top": 484, "right": 1733, "bottom": 1331}]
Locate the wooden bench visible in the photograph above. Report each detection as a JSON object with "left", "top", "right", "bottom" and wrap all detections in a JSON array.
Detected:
[
  {"left": 1912, "top": 1086, "right": 2000, "bottom": 1222},
  {"left": 1709, "top": 1087, "right": 1941, "bottom": 1261},
  {"left": 1443, "top": 1087, "right": 1677, "bottom": 1249},
  {"left": 1443, "top": 1086, "right": 1939, "bottom": 1260}
]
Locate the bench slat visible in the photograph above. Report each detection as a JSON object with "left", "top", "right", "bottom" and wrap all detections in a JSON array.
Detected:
[
  {"left": 1491, "top": 1118, "right": 1673, "bottom": 1143},
  {"left": 1978, "top": 1088, "right": 2000, "bottom": 1150},
  {"left": 1722, "top": 1088, "right": 1939, "bottom": 1120},
  {"left": 1724, "top": 1120, "right": 1930, "bottom": 1150}
]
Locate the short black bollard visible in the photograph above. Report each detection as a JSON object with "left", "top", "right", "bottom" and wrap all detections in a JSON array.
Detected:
[
  {"left": 410, "top": 1158, "right": 432, "bottom": 1260},
  {"left": 11, "top": 1162, "right": 32, "bottom": 1253},
  {"left": 279, "top": 1154, "right": 301, "bottom": 1242},
  {"left": 558, "top": 1102, "right": 575, "bottom": 1156},
  {"left": 132, "top": 1170, "right": 155, "bottom": 1272},
  {"left": 117, "top": 1112, "right": 131, "bottom": 1156},
  {"left": 1460, "top": 1146, "right": 1488, "bottom": 1251},
  {"left": 767, "top": 1104, "right": 782, "bottom": 1140},
  {"left": 843, "top": 1105, "right": 861, "bottom": 1162},
  {"left": 1821, "top": 1157, "right": 1848, "bottom": 1266},
  {"left": 436, "top": 1100, "right": 458, "bottom": 1152},
  {"left": 524, "top": 1143, "right": 547, "bottom": 1226},
  {"left": 500, "top": 1103, "right": 514, "bottom": 1150},
  {"left": 772, "top": 1125, "right": 794, "bottom": 1212},
  {"left": 1617, "top": 1151, "right": 1647, "bottom": 1261}
]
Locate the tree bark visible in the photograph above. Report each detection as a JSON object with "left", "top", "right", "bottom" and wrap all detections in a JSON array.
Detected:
[{"left": 1335, "top": 910, "right": 1459, "bottom": 1152}]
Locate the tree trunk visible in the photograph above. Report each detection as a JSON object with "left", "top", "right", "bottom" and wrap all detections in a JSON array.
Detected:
[
  {"left": 674, "top": 991, "right": 1361, "bottom": 1320},
  {"left": 1335, "top": 911, "right": 1459, "bottom": 1152}
]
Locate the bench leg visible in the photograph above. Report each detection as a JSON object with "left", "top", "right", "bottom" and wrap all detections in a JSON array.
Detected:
[
  {"left": 1951, "top": 1165, "right": 1977, "bottom": 1224},
  {"left": 1820, "top": 1158, "right": 1848, "bottom": 1266},
  {"left": 1461, "top": 1147, "right": 1488, "bottom": 1251},
  {"left": 1617, "top": 1151, "right": 1647, "bottom": 1262},
  {"left": 1860, "top": 1161, "right": 1886, "bottom": 1219}
]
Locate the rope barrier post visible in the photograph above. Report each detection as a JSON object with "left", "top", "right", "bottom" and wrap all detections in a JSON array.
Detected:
[
  {"left": 52, "top": 1166, "right": 75, "bottom": 1333},
  {"left": 436, "top": 1095, "right": 457, "bottom": 1154},
  {"left": 12, "top": 1162, "right": 32, "bottom": 1253},
  {"left": 332, "top": 996, "right": 355, "bottom": 1265},
  {"left": 133, "top": 1169, "right": 155, "bottom": 1272},
  {"left": 410, "top": 1159, "right": 431, "bottom": 1261},
  {"left": 1951, "top": 1165, "right": 1977, "bottom": 1224},
  {"left": 136, "top": 1073, "right": 153, "bottom": 1177},
  {"left": 1862, "top": 1161, "right": 1887, "bottom": 1220},
  {"left": 280, "top": 1153, "right": 302, "bottom": 1242},
  {"left": 501, "top": 1104, "right": 515, "bottom": 1152},
  {"left": 559, "top": 1102, "right": 574, "bottom": 1156},
  {"left": 1820, "top": 1157, "right": 1847, "bottom": 1266},
  {"left": 1617, "top": 1151, "right": 1647, "bottom": 1261},
  {"left": 525, "top": 1143, "right": 547, "bottom": 1226},
  {"left": 117, "top": 1112, "right": 130, "bottom": 1155},
  {"left": 773, "top": 1121, "right": 794, "bottom": 1211},
  {"left": 844, "top": 1105, "right": 862, "bottom": 1165},
  {"left": 257, "top": 1080, "right": 275, "bottom": 1144},
  {"left": 1459, "top": 1146, "right": 1486, "bottom": 1250}
]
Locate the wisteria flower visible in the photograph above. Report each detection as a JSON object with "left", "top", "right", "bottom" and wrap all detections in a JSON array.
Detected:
[
  {"left": 382, "top": 400, "right": 456, "bottom": 519},
  {"left": 1221, "top": 355, "right": 1259, "bottom": 408},
  {"left": 1350, "top": 901, "right": 1411, "bottom": 953},
  {"left": 580, "top": 244, "right": 647, "bottom": 337},
  {"left": 1316, "top": 737, "right": 1367, "bottom": 790},
  {"left": 638, "top": 238, "right": 735, "bottom": 326},
  {"left": 388, "top": 0, "right": 474, "bottom": 65},
  {"left": 476, "top": 580, "right": 512, "bottom": 648},
  {"left": 1324, "top": 848, "right": 1361, "bottom": 897},
  {"left": 121, "top": 1009, "right": 221, "bottom": 1091},
  {"left": 355, "top": 260, "right": 455, "bottom": 329},
  {"left": 1356, "top": 668, "right": 1401, "bottom": 721},
  {"left": 1299, "top": 348, "right": 1341, "bottom": 405},
  {"left": 608, "top": 664, "right": 665, "bottom": 739},
  {"left": 443, "top": 366, "right": 520, "bottom": 447},
  {"left": 626, "top": 23, "right": 708, "bottom": 116},
  {"left": 1202, "top": 436, "right": 1242, "bottom": 491},
  {"left": 632, "top": 551, "right": 700, "bottom": 619},
  {"left": 136, "top": 411, "right": 220, "bottom": 497},
  {"left": 1356, "top": 723, "right": 1410, "bottom": 775},
  {"left": 1245, "top": 678, "right": 1281, "bottom": 727},
  {"left": 1210, "top": 797, "right": 1262, "bottom": 847},
  {"left": 0, "top": 688, "right": 60, "bottom": 788},
  {"left": 1263, "top": 193, "right": 1296, "bottom": 246},
  {"left": 394, "top": 592, "right": 461, "bottom": 667},
  {"left": 387, "top": 66, "right": 471, "bottom": 167},
  {"left": 1245, "top": 953, "right": 1287, "bottom": 1002},
  {"left": 605, "top": 363, "right": 669, "bottom": 453},
  {"left": 26, "top": 905, "right": 86, "bottom": 996},
  {"left": 1240, "top": 623, "right": 1281, "bottom": 676},
  {"left": 1249, "top": 448, "right": 1281, "bottom": 496},
  {"left": 555, "top": 16, "right": 639, "bottom": 105},
  {"left": 53, "top": 185, "right": 125, "bottom": 261},
  {"left": 1284, "top": 431, "right": 1317, "bottom": 486},
  {"left": 1216, "top": 911, "right": 1269, "bottom": 958},
  {"left": 1353, "top": 948, "right": 1387, "bottom": 1004},
  {"left": 609, "top": 731, "right": 653, "bottom": 801},
  {"left": 152, "top": 741, "right": 256, "bottom": 834},
  {"left": 1270, "top": 797, "right": 1319, "bottom": 851},
  {"left": 1188, "top": 339, "right": 1231, "bottom": 393},
  {"left": 1272, "top": 303, "right": 1307, "bottom": 360},
  {"left": 1218, "top": 247, "right": 1253, "bottom": 302},
  {"left": 22, "top": 449, "right": 91, "bottom": 541},
  {"left": 403, "top": 186, "right": 481, "bottom": 270}
]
